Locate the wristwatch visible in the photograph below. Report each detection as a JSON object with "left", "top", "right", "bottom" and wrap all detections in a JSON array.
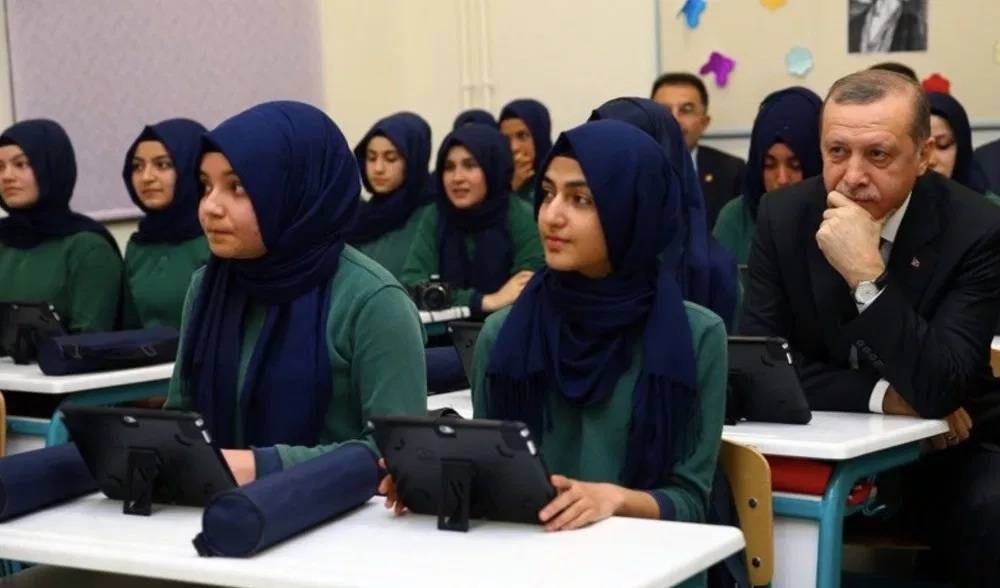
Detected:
[{"left": 853, "top": 271, "right": 889, "bottom": 305}]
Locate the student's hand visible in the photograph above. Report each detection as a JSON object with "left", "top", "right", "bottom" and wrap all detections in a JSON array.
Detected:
[
  {"left": 929, "top": 407, "right": 973, "bottom": 451},
  {"left": 377, "top": 458, "right": 407, "bottom": 516},
  {"left": 512, "top": 164, "right": 535, "bottom": 193},
  {"left": 481, "top": 271, "right": 534, "bottom": 312},
  {"left": 221, "top": 449, "right": 256, "bottom": 486},
  {"left": 881, "top": 387, "right": 919, "bottom": 416},
  {"left": 816, "top": 191, "right": 888, "bottom": 289},
  {"left": 538, "top": 475, "right": 624, "bottom": 532}
]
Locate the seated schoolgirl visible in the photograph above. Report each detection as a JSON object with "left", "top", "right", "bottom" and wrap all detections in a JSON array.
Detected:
[
  {"left": 453, "top": 109, "right": 497, "bottom": 130},
  {"left": 163, "top": 101, "right": 426, "bottom": 485},
  {"left": 0, "top": 119, "right": 122, "bottom": 333},
  {"left": 120, "top": 118, "right": 210, "bottom": 328},
  {"left": 926, "top": 91, "right": 1000, "bottom": 204},
  {"left": 498, "top": 99, "right": 552, "bottom": 203},
  {"left": 347, "top": 112, "right": 433, "bottom": 279}
]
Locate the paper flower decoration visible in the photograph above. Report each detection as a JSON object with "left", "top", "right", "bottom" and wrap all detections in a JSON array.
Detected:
[
  {"left": 678, "top": 0, "right": 707, "bottom": 29},
  {"left": 699, "top": 51, "right": 736, "bottom": 87},
  {"left": 761, "top": 0, "right": 787, "bottom": 10},
  {"left": 786, "top": 47, "right": 813, "bottom": 77},
  {"left": 921, "top": 73, "right": 951, "bottom": 94}
]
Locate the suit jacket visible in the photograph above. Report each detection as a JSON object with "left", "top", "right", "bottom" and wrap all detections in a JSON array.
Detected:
[
  {"left": 697, "top": 145, "right": 746, "bottom": 230},
  {"left": 743, "top": 174, "right": 1000, "bottom": 443}
]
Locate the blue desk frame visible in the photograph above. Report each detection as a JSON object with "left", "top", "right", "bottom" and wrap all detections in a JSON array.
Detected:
[{"left": 771, "top": 441, "right": 923, "bottom": 588}]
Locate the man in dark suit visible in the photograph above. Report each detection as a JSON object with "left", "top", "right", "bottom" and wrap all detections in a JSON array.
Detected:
[
  {"left": 744, "top": 69, "right": 1000, "bottom": 585},
  {"left": 651, "top": 72, "right": 745, "bottom": 228}
]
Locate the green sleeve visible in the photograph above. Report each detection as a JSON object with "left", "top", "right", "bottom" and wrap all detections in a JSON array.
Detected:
[
  {"left": 712, "top": 198, "right": 744, "bottom": 263},
  {"left": 65, "top": 236, "right": 123, "bottom": 333},
  {"left": 508, "top": 198, "right": 544, "bottom": 272},
  {"left": 274, "top": 285, "right": 428, "bottom": 466},
  {"left": 400, "top": 206, "right": 439, "bottom": 289},
  {"left": 470, "top": 308, "right": 508, "bottom": 417},
  {"left": 163, "top": 269, "right": 205, "bottom": 410},
  {"left": 649, "top": 305, "right": 728, "bottom": 523},
  {"left": 120, "top": 244, "right": 141, "bottom": 329}
]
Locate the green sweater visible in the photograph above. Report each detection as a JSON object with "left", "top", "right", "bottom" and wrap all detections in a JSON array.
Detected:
[
  {"left": 120, "top": 236, "right": 210, "bottom": 329},
  {"left": 712, "top": 196, "right": 754, "bottom": 265},
  {"left": 164, "top": 246, "right": 428, "bottom": 470},
  {"left": 471, "top": 301, "right": 727, "bottom": 524},
  {"left": 353, "top": 204, "right": 429, "bottom": 280},
  {"left": 511, "top": 181, "right": 534, "bottom": 204},
  {"left": 0, "top": 232, "right": 122, "bottom": 333},
  {"left": 400, "top": 198, "right": 544, "bottom": 312}
]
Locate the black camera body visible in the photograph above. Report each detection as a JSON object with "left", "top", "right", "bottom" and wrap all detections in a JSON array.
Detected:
[
  {"left": 0, "top": 302, "right": 66, "bottom": 364},
  {"left": 409, "top": 275, "right": 453, "bottom": 311}
]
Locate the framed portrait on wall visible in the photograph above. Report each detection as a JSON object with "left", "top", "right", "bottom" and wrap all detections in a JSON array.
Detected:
[{"left": 848, "top": 0, "right": 928, "bottom": 54}]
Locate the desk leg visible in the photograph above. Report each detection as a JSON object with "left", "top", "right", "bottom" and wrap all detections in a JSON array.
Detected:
[
  {"left": 45, "top": 380, "right": 170, "bottom": 446},
  {"left": 772, "top": 442, "right": 924, "bottom": 588}
]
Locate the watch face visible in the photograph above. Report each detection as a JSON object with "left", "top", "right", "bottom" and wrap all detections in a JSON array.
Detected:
[{"left": 855, "top": 282, "right": 878, "bottom": 303}]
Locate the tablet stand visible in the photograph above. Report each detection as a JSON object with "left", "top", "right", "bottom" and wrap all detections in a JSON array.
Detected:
[
  {"left": 124, "top": 448, "right": 160, "bottom": 516},
  {"left": 438, "top": 458, "right": 474, "bottom": 532}
]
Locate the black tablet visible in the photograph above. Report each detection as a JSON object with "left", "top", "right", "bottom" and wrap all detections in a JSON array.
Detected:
[
  {"left": 0, "top": 301, "right": 66, "bottom": 364},
  {"left": 61, "top": 406, "right": 236, "bottom": 515},
  {"left": 370, "top": 415, "right": 555, "bottom": 530},
  {"left": 447, "top": 320, "right": 483, "bottom": 381},
  {"left": 727, "top": 336, "right": 812, "bottom": 425}
]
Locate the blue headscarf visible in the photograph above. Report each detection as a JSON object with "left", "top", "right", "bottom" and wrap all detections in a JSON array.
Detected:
[
  {"left": 590, "top": 97, "right": 738, "bottom": 328},
  {"left": 453, "top": 109, "right": 497, "bottom": 130},
  {"left": 122, "top": 118, "right": 207, "bottom": 244},
  {"left": 181, "top": 101, "right": 360, "bottom": 449},
  {"left": 743, "top": 87, "right": 822, "bottom": 217},
  {"left": 434, "top": 124, "right": 514, "bottom": 295},
  {"left": 347, "top": 112, "right": 432, "bottom": 244},
  {"left": 0, "top": 119, "right": 117, "bottom": 252},
  {"left": 927, "top": 92, "right": 989, "bottom": 193},
  {"left": 486, "top": 120, "right": 698, "bottom": 490},
  {"left": 499, "top": 99, "right": 552, "bottom": 173}
]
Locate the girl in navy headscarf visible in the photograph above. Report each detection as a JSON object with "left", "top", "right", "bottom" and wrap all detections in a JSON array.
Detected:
[
  {"left": 440, "top": 121, "right": 725, "bottom": 537},
  {"left": 926, "top": 92, "right": 998, "bottom": 203},
  {"left": 0, "top": 119, "right": 122, "bottom": 333},
  {"left": 401, "top": 124, "right": 543, "bottom": 316},
  {"left": 120, "top": 118, "right": 211, "bottom": 329},
  {"left": 590, "top": 97, "right": 738, "bottom": 330},
  {"left": 163, "top": 101, "right": 426, "bottom": 485},
  {"left": 499, "top": 99, "right": 552, "bottom": 203},
  {"left": 348, "top": 112, "right": 433, "bottom": 278},
  {"left": 714, "top": 87, "right": 822, "bottom": 264},
  {"left": 453, "top": 109, "right": 497, "bottom": 130}
]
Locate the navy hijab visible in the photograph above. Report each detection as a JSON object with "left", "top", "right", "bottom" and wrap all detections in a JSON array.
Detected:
[
  {"left": 182, "top": 101, "right": 360, "bottom": 449},
  {"left": 347, "top": 112, "right": 432, "bottom": 244},
  {"left": 743, "top": 87, "right": 822, "bottom": 217},
  {"left": 453, "top": 109, "right": 497, "bottom": 130},
  {"left": 434, "top": 124, "right": 514, "bottom": 295},
  {"left": 487, "top": 120, "right": 698, "bottom": 490},
  {"left": 927, "top": 92, "right": 989, "bottom": 193},
  {"left": 499, "top": 99, "right": 552, "bottom": 173},
  {"left": 0, "top": 119, "right": 117, "bottom": 252},
  {"left": 590, "top": 97, "right": 738, "bottom": 328},
  {"left": 122, "top": 118, "right": 207, "bottom": 244}
]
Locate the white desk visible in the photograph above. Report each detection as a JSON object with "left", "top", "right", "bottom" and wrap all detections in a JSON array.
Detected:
[
  {"left": 0, "top": 494, "right": 744, "bottom": 588},
  {"left": 0, "top": 359, "right": 174, "bottom": 445},
  {"left": 427, "top": 389, "right": 474, "bottom": 418},
  {"left": 992, "top": 336, "right": 1000, "bottom": 351},
  {"left": 419, "top": 306, "right": 471, "bottom": 338}
]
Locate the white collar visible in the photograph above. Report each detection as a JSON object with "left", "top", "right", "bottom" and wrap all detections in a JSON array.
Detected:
[{"left": 880, "top": 192, "right": 912, "bottom": 243}]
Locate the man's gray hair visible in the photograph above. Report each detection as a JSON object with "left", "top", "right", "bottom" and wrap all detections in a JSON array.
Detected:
[{"left": 824, "top": 69, "right": 930, "bottom": 146}]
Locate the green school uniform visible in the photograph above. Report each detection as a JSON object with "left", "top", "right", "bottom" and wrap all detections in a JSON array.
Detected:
[
  {"left": 712, "top": 197, "right": 754, "bottom": 266},
  {"left": 353, "top": 204, "right": 429, "bottom": 279},
  {"left": 120, "top": 236, "right": 209, "bottom": 329}
]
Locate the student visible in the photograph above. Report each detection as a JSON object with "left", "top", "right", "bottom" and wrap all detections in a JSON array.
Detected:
[
  {"left": 651, "top": 72, "right": 746, "bottom": 228},
  {"left": 401, "top": 124, "right": 544, "bottom": 315},
  {"left": 926, "top": 92, "right": 999, "bottom": 203},
  {"left": 120, "top": 118, "right": 210, "bottom": 329},
  {"left": 590, "top": 97, "right": 738, "bottom": 329},
  {"left": 713, "top": 87, "right": 822, "bottom": 264},
  {"left": 453, "top": 109, "right": 497, "bottom": 130},
  {"left": 164, "top": 101, "right": 426, "bottom": 485},
  {"left": 498, "top": 99, "right": 552, "bottom": 203},
  {"left": 0, "top": 119, "right": 122, "bottom": 333},
  {"left": 347, "top": 112, "right": 433, "bottom": 278}
]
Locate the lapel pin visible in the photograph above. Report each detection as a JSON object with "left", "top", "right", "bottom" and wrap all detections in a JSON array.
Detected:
[
  {"left": 910, "top": 257, "right": 921, "bottom": 268},
  {"left": 704, "top": 173, "right": 714, "bottom": 183}
]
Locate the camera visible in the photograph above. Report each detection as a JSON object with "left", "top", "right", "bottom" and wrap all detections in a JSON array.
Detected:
[{"left": 408, "top": 275, "right": 453, "bottom": 311}]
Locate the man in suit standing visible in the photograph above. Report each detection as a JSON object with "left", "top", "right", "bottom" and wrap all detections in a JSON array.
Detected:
[
  {"left": 744, "top": 69, "right": 1000, "bottom": 585},
  {"left": 651, "top": 72, "right": 746, "bottom": 229}
]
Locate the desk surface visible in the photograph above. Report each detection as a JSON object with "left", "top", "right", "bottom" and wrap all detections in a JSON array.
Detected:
[
  {"left": 418, "top": 306, "right": 470, "bottom": 325},
  {"left": 0, "top": 358, "right": 174, "bottom": 394},
  {"left": 427, "top": 390, "right": 947, "bottom": 461},
  {"left": 0, "top": 494, "right": 744, "bottom": 588}
]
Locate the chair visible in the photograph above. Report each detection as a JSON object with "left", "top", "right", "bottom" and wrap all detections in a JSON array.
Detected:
[{"left": 720, "top": 439, "right": 774, "bottom": 587}]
